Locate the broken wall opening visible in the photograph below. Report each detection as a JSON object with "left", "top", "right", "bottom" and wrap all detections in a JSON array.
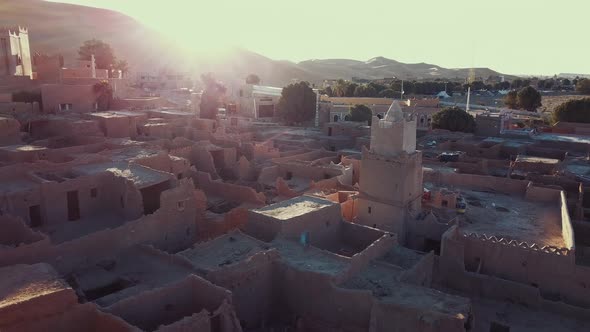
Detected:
[
  {"left": 140, "top": 180, "right": 171, "bottom": 215},
  {"left": 67, "top": 190, "right": 80, "bottom": 221}
]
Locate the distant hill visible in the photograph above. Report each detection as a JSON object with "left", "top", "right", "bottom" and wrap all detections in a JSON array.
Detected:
[
  {"left": 297, "top": 56, "right": 513, "bottom": 82},
  {"left": 1, "top": 0, "right": 513, "bottom": 86}
]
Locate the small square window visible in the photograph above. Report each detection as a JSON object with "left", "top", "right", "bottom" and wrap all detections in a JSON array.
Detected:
[
  {"left": 177, "top": 200, "right": 185, "bottom": 211},
  {"left": 368, "top": 206, "right": 372, "bottom": 214},
  {"left": 90, "top": 188, "right": 97, "bottom": 198}
]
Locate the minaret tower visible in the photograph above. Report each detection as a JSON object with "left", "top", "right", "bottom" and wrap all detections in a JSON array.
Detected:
[{"left": 356, "top": 101, "right": 423, "bottom": 244}]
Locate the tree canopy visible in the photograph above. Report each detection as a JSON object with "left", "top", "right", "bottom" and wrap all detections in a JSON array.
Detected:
[
  {"left": 576, "top": 79, "right": 590, "bottom": 95},
  {"left": 516, "top": 86, "right": 542, "bottom": 111},
  {"left": 276, "top": 81, "right": 317, "bottom": 124},
  {"left": 246, "top": 73, "right": 261, "bottom": 85},
  {"left": 353, "top": 84, "right": 377, "bottom": 97},
  {"left": 504, "top": 87, "right": 541, "bottom": 111},
  {"left": 78, "top": 39, "right": 116, "bottom": 70},
  {"left": 504, "top": 90, "right": 518, "bottom": 109},
  {"left": 378, "top": 89, "right": 397, "bottom": 98},
  {"left": 349, "top": 104, "right": 373, "bottom": 124},
  {"left": 552, "top": 98, "right": 590, "bottom": 123},
  {"left": 199, "top": 73, "right": 226, "bottom": 119},
  {"left": 431, "top": 107, "right": 475, "bottom": 132}
]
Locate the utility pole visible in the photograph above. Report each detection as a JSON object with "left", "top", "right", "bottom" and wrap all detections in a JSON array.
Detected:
[{"left": 401, "top": 80, "right": 404, "bottom": 100}]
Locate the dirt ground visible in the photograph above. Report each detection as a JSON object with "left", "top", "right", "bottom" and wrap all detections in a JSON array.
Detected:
[{"left": 539, "top": 95, "right": 588, "bottom": 115}]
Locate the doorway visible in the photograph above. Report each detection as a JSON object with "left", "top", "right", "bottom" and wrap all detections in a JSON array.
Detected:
[
  {"left": 29, "top": 205, "right": 42, "bottom": 227},
  {"left": 67, "top": 190, "right": 80, "bottom": 221},
  {"left": 140, "top": 180, "right": 170, "bottom": 215}
]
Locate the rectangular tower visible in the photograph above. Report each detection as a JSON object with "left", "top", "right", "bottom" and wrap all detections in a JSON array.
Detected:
[
  {"left": 0, "top": 27, "right": 33, "bottom": 79},
  {"left": 356, "top": 101, "right": 423, "bottom": 244}
]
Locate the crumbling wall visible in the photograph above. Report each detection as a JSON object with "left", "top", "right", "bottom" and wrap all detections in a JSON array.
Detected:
[
  {"left": 399, "top": 251, "right": 435, "bottom": 287},
  {"left": 190, "top": 147, "right": 219, "bottom": 178},
  {"left": 340, "top": 196, "right": 357, "bottom": 222},
  {"left": 369, "top": 298, "right": 468, "bottom": 332},
  {"left": 278, "top": 162, "right": 343, "bottom": 181},
  {"left": 1, "top": 302, "right": 137, "bottom": 332},
  {"left": 0, "top": 215, "right": 46, "bottom": 246},
  {"left": 0, "top": 116, "right": 21, "bottom": 145},
  {"left": 524, "top": 183, "right": 562, "bottom": 203},
  {"left": 194, "top": 171, "right": 266, "bottom": 206},
  {"left": 0, "top": 263, "right": 79, "bottom": 329},
  {"left": 341, "top": 156, "right": 360, "bottom": 185},
  {"left": 560, "top": 191, "right": 575, "bottom": 250},
  {"left": 37, "top": 171, "right": 141, "bottom": 226},
  {"left": 424, "top": 170, "right": 529, "bottom": 195},
  {"left": 105, "top": 275, "right": 239, "bottom": 332},
  {"left": 257, "top": 165, "right": 279, "bottom": 184},
  {"left": 155, "top": 310, "right": 210, "bottom": 332},
  {"left": 276, "top": 264, "right": 373, "bottom": 331},
  {"left": 197, "top": 208, "right": 249, "bottom": 242},
  {"left": 0, "top": 181, "right": 197, "bottom": 273},
  {"left": 276, "top": 177, "right": 298, "bottom": 198},
  {"left": 206, "top": 250, "right": 279, "bottom": 329}
]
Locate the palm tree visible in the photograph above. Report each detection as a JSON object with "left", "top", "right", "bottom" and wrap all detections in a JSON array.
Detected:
[{"left": 93, "top": 80, "right": 113, "bottom": 111}]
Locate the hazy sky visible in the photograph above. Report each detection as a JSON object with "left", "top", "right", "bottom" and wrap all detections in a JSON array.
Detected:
[{"left": 48, "top": 0, "right": 588, "bottom": 76}]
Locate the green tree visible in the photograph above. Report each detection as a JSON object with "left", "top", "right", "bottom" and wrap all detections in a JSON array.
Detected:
[
  {"left": 368, "top": 82, "right": 387, "bottom": 94},
  {"left": 353, "top": 84, "right": 377, "bottom": 97},
  {"left": 276, "top": 81, "right": 317, "bottom": 124},
  {"left": 517, "top": 86, "right": 542, "bottom": 111},
  {"left": 494, "top": 81, "right": 510, "bottom": 90},
  {"left": 345, "top": 82, "right": 358, "bottom": 97},
  {"left": 320, "top": 86, "right": 333, "bottom": 97},
  {"left": 378, "top": 89, "right": 396, "bottom": 98},
  {"left": 199, "top": 73, "right": 226, "bottom": 119},
  {"left": 576, "top": 79, "right": 590, "bottom": 95},
  {"left": 246, "top": 73, "right": 261, "bottom": 85},
  {"left": 93, "top": 80, "right": 113, "bottom": 111},
  {"left": 431, "top": 106, "right": 476, "bottom": 132},
  {"left": 349, "top": 104, "right": 373, "bottom": 124},
  {"left": 552, "top": 98, "right": 590, "bottom": 123},
  {"left": 78, "top": 39, "right": 116, "bottom": 70},
  {"left": 332, "top": 79, "right": 348, "bottom": 97},
  {"left": 504, "top": 90, "right": 518, "bottom": 109}
]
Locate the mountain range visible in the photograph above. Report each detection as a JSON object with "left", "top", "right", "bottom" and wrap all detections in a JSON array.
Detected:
[{"left": 1, "top": 0, "right": 513, "bottom": 86}]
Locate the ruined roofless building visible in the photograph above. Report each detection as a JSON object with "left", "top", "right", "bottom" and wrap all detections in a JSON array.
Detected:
[
  {"left": 356, "top": 101, "right": 423, "bottom": 244},
  {"left": 0, "top": 26, "right": 33, "bottom": 79}
]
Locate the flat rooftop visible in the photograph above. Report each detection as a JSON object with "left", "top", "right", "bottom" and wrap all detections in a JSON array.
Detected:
[
  {"left": 342, "top": 262, "right": 471, "bottom": 316},
  {"left": 378, "top": 246, "right": 427, "bottom": 269},
  {"left": 272, "top": 238, "right": 349, "bottom": 276},
  {"left": 515, "top": 155, "right": 560, "bottom": 164},
  {"left": 41, "top": 212, "right": 127, "bottom": 244},
  {"left": 178, "top": 231, "right": 269, "bottom": 271},
  {"left": 0, "top": 175, "right": 40, "bottom": 193},
  {"left": 0, "top": 144, "right": 47, "bottom": 153},
  {"left": 426, "top": 183, "right": 564, "bottom": 247},
  {"left": 252, "top": 195, "right": 335, "bottom": 220},
  {"left": 0, "top": 263, "right": 71, "bottom": 309},
  {"left": 73, "top": 161, "right": 170, "bottom": 189},
  {"left": 89, "top": 112, "right": 131, "bottom": 119},
  {"left": 73, "top": 246, "right": 193, "bottom": 307}
]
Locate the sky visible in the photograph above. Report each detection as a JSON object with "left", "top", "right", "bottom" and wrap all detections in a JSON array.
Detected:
[{"left": 47, "top": 0, "right": 589, "bottom": 76}]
